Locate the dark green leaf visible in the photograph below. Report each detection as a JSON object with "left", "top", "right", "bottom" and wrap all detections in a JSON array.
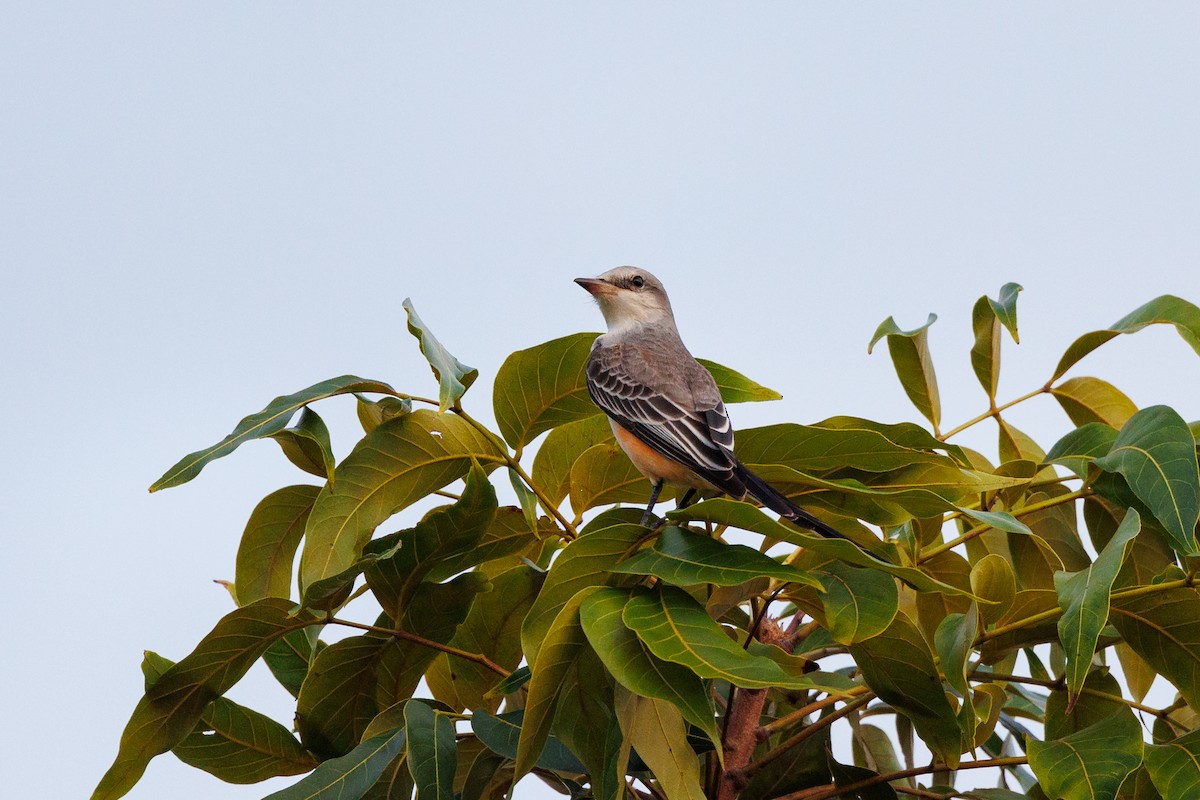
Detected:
[
  {"left": 404, "top": 701, "right": 455, "bottom": 800},
  {"left": 150, "top": 375, "right": 395, "bottom": 491},
  {"left": 234, "top": 485, "right": 320, "bottom": 606},
  {"left": 1052, "top": 295, "right": 1200, "bottom": 381},
  {"left": 1055, "top": 509, "right": 1141, "bottom": 708},
  {"left": 261, "top": 725, "right": 408, "bottom": 800},
  {"left": 612, "top": 525, "right": 820, "bottom": 589},
  {"left": 299, "top": 410, "right": 503, "bottom": 593},
  {"left": 971, "top": 284, "right": 1022, "bottom": 402},
  {"left": 868, "top": 313, "right": 941, "bottom": 430},
  {"left": 296, "top": 634, "right": 388, "bottom": 758},
  {"left": 1052, "top": 377, "right": 1139, "bottom": 429},
  {"left": 1044, "top": 670, "right": 1126, "bottom": 741},
  {"left": 1146, "top": 726, "right": 1200, "bottom": 800},
  {"left": 263, "top": 628, "right": 320, "bottom": 698},
  {"left": 813, "top": 416, "right": 969, "bottom": 465},
  {"left": 827, "top": 748, "right": 899, "bottom": 799},
  {"left": 694, "top": 357, "right": 782, "bottom": 403},
  {"left": 849, "top": 612, "right": 963, "bottom": 766},
  {"left": 1027, "top": 709, "right": 1143, "bottom": 800},
  {"left": 1045, "top": 423, "right": 1120, "bottom": 479},
  {"left": 93, "top": 599, "right": 316, "bottom": 800},
  {"left": 402, "top": 298, "right": 478, "bottom": 412},
  {"left": 507, "top": 467, "right": 539, "bottom": 531},
  {"left": 270, "top": 406, "right": 336, "bottom": 482},
  {"left": 935, "top": 604, "right": 979, "bottom": 743},
  {"left": 1094, "top": 406, "right": 1200, "bottom": 554},
  {"left": 1111, "top": 584, "right": 1200, "bottom": 708},
  {"left": 580, "top": 587, "right": 720, "bottom": 750},
  {"left": 470, "top": 710, "right": 585, "bottom": 774},
  {"left": 553, "top": 647, "right": 624, "bottom": 800}
]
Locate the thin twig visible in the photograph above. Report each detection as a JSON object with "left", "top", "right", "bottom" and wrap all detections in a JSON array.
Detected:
[
  {"left": 329, "top": 616, "right": 508, "bottom": 677},
  {"left": 939, "top": 385, "right": 1051, "bottom": 440},
  {"left": 776, "top": 756, "right": 1029, "bottom": 800}
]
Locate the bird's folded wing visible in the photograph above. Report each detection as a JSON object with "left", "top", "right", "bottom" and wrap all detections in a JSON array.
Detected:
[{"left": 585, "top": 344, "right": 735, "bottom": 476}]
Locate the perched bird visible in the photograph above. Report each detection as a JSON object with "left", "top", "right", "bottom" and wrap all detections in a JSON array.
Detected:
[{"left": 575, "top": 266, "right": 850, "bottom": 541}]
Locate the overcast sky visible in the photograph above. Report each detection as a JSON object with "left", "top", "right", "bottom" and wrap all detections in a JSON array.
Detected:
[{"left": 4, "top": 4, "right": 1200, "bottom": 799}]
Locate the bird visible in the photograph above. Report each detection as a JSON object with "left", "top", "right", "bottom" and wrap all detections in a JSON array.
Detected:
[{"left": 575, "top": 266, "right": 852, "bottom": 542}]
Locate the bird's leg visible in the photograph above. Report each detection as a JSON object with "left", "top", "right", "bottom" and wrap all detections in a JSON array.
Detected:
[
  {"left": 641, "top": 480, "right": 665, "bottom": 527},
  {"left": 677, "top": 488, "right": 697, "bottom": 510}
]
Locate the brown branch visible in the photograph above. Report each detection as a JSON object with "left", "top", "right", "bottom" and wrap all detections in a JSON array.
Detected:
[
  {"left": 330, "top": 616, "right": 508, "bottom": 677},
  {"left": 742, "top": 693, "right": 873, "bottom": 779},
  {"left": 775, "top": 756, "right": 1029, "bottom": 800}
]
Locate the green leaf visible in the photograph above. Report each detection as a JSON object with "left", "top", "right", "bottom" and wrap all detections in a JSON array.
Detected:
[
  {"left": 532, "top": 414, "right": 615, "bottom": 508},
  {"left": 1044, "top": 670, "right": 1127, "bottom": 741},
  {"left": 1055, "top": 509, "right": 1141, "bottom": 708},
  {"left": 851, "top": 723, "right": 904, "bottom": 785},
  {"left": 261, "top": 725, "right": 408, "bottom": 800},
  {"left": 612, "top": 526, "right": 820, "bottom": 589},
  {"left": 1094, "top": 406, "right": 1200, "bottom": 555},
  {"left": 521, "top": 509, "right": 645, "bottom": 667},
  {"left": 1045, "top": 423, "right": 1120, "bottom": 479},
  {"left": 1052, "top": 377, "right": 1139, "bottom": 429},
  {"left": 92, "top": 599, "right": 316, "bottom": 800},
  {"left": 671, "top": 500, "right": 973, "bottom": 597},
  {"left": 614, "top": 689, "right": 706, "bottom": 800},
  {"left": 515, "top": 587, "right": 596, "bottom": 779},
  {"left": 299, "top": 410, "right": 503, "bottom": 592},
  {"left": 301, "top": 541, "right": 400, "bottom": 614},
  {"left": 234, "top": 485, "right": 320, "bottom": 606},
  {"left": 868, "top": 313, "right": 941, "bottom": 430},
  {"left": 552, "top": 647, "right": 624, "bottom": 800},
  {"left": 569, "top": 441, "right": 664, "bottom": 516},
  {"left": 426, "top": 565, "right": 544, "bottom": 711},
  {"left": 812, "top": 562, "right": 899, "bottom": 645},
  {"left": 935, "top": 604, "right": 979, "bottom": 745},
  {"left": 622, "top": 585, "right": 843, "bottom": 691},
  {"left": 813, "top": 416, "right": 970, "bottom": 466},
  {"left": 694, "top": 357, "right": 782, "bottom": 403},
  {"left": 970, "top": 284, "right": 1023, "bottom": 401},
  {"left": 735, "top": 421, "right": 963, "bottom": 476},
  {"left": 355, "top": 394, "right": 413, "bottom": 434},
  {"left": 971, "top": 554, "right": 1016, "bottom": 625},
  {"left": 141, "top": 652, "right": 317, "bottom": 783},
  {"left": 493, "top": 332, "right": 602, "bottom": 449},
  {"left": 296, "top": 634, "right": 388, "bottom": 759},
  {"left": 270, "top": 406, "right": 337, "bottom": 482},
  {"left": 1146, "top": 726, "right": 1200, "bottom": 800},
  {"left": 580, "top": 587, "right": 721, "bottom": 752},
  {"left": 362, "top": 463, "right": 498, "bottom": 620},
  {"left": 1052, "top": 295, "right": 1200, "bottom": 381},
  {"left": 471, "top": 710, "right": 585, "bottom": 773},
  {"left": 263, "top": 629, "right": 319, "bottom": 698},
  {"left": 404, "top": 701, "right": 455, "bottom": 800},
  {"left": 1028, "top": 709, "right": 1143, "bottom": 800},
  {"left": 1111, "top": 584, "right": 1200, "bottom": 708},
  {"left": 849, "top": 612, "right": 962, "bottom": 766},
  {"left": 403, "top": 298, "right": 478, "bottom": 412},
  {"left": 507, "top": 467, "right": 539, "bottom": 531},
  {"left": 150, "top": 375, "right": 396, "bottom": 491},
  {"left": 827, "top": 750, "right": 899, "bottom": 800},
  {"left": 958, "top": 508, "right": 1033, "bottom": 536}
]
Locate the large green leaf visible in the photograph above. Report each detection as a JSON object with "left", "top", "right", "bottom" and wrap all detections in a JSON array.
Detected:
[
  {"left": 671, "top": 500, "right": 973, "bottom": 597},
  {"left": 1145, "top": 726, "right": 1200, "bottom": 800},
  {"left": 970, "top": 283, "right": 1023, "bottom": 401},
  {"left": 493, "top": 332, "right": 602, "bottom": 449},
  {"left": 234, "top": 484, "right": 320, "bottom": 606},
  {"left": 403, "top": 298, "right": 478, "bottom": 412},
  {"left": 150, "top": 375, "right": 396, "bottom": 491},
  {"left": 299, "top": 410, "right": 503, "bottom": 592},
  {"left": 426, "top": 565, "right": 544, "bottom": 711},
  {"left": 296, "top": 634, "right": 388, "bottom": 759},
  {"left": 694, "top": 358, "right": 783, "bottom": 403},
  {"left": 971, "top": 554, "right": 1016, "bottom": 625},
  {"left": 813, "top": 416, "right": 969, "bottom": 465},
  {"left": 1028, "top": 709, "right": 1143, "bottom": 800},
  {"left": 568, "top": 441, "right": 662, "bottom": 516},
  {"left": 1094, "top": 406, "right": 1200, "bottom": 555},
  {"left": 612, "top": 525, "right": 820, "bottom": 589},
  {"left": 93, "top": 599, "right": 316, "bottom": 800},
  {"left": 1044, "top": 423, "right": 1120, "bottom": 479},
  {"left": 1052, "top": 295, "right": 1200, "bottom": 382},
  {"left": 735, "top": 421, "right": 963, "bottom": 475},
  {"left": 141, "top": 652, "right": 316, "bottom": 783},
  {"left": 515, "top": 587, "right": 596, "bottom": 779},
  {"left": 261, "top": 725, "right": 408, "bottom": 800},
  {"left": 404, "top": 701, "right": 455, "bottom": 800},
  {"left": 868, "top": 313, "right": 941, "bottom": 430},
  {"left": 521, "top": 509, "right": 644, "bottom": 667},
  {"left": 532, "top": 414, "right": 615, "bottom": 508},
  {"left": 622, "top": 585, "right": 842, "bottom": 691},
  {"left": 1052, "top": 377, "right": 1139, "bottom": 429},
  {"left": 935, "top": 605, "right": 978, "bottom": 745},
  {"left": 553, "top": 647, "right": 624, "bottom": 800},
  {"left": 849, "top": 612, "right": 963, "bottom": 766},
  {"left": 614, "top": 690, "right": 705, "bottom": 800},
  {"left": 263, "top": 628, "right": 321, "bottom": 698},
  {"left": 270, "top": 405, "right": 337, "bottom": 482},
  {"left": 362, "top": 464, "right": 498, "bottom": 620},
  {"left": 1055, "top": 509, "right": 1141, "bottom": 708},
  {"left": 810, "top": 562, "right": 899, "bottom": 645},
  {"left": 1111, "top": 585, "right": 1200, "bottom": 708},
  {"left": 580, "top": 587, "right": 720, "bottom": 751},
  {"left": 470, "top": 710, "right": 585, "bottom": 774}
]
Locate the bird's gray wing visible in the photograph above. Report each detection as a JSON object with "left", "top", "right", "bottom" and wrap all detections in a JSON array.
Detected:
[{"left": 585, "top": 340, "right": 737, "bottom": 479}]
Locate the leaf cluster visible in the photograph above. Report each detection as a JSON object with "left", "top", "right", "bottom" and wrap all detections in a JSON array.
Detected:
[{"left": 96, "top": 289, "right": 1200, "bottom": 800}]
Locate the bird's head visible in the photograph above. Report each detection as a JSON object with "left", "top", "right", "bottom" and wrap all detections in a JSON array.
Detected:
[{"left": 575, "top": 266, "right": 674, "bottom": 332}]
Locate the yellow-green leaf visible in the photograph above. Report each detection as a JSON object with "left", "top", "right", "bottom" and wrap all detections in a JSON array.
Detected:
[
  {"left": 1027, "top": 708, "right": 1143, "bottom": 800},
  {"left": 1052, "top": 376, "right": 1139, "bottom": 429},
  {"left": 403, "top": 298, "right": 478, "bottom": 412},
  {"left": 1052, "top": 295, "right": 1200, "bottom": 382},
  {"left": 234, "top": 484, "right": 320, "bottom": 606},
  {"left": 868, "top": 313, "right": 941, "bottom": 430}
]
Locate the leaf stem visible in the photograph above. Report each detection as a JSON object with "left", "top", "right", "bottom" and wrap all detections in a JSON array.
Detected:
[
  {"left": 329, "top": 616, "right": 509, "bottom": 677},
  {"left": 775, "top": 756, "right": 1029, "bottom": 800},
  {"left": 758, "top": 686, "right": 871, "bottom": 738},
  {"left": 939, "top": 385, "right": 1051, "bottom": 441}
]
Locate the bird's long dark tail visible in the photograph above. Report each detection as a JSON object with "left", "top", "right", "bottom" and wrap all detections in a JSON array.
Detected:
[{"left": 733, "top": 461, "right": 853, "bottom": 543}]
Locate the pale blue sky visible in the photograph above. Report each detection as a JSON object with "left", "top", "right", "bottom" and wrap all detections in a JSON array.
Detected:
[{"left": 3, "top": 4, "right": 1199, "bottom": 799}]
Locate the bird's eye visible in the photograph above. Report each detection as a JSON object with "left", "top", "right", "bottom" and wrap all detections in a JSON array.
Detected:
[{"left": 630, "top": 275, "right": 645, "bottom": 288}]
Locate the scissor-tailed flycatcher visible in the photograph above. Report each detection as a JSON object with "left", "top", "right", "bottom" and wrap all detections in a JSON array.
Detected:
[{"left": 575, "top": 266, "right": 850, "bottom": 541}]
